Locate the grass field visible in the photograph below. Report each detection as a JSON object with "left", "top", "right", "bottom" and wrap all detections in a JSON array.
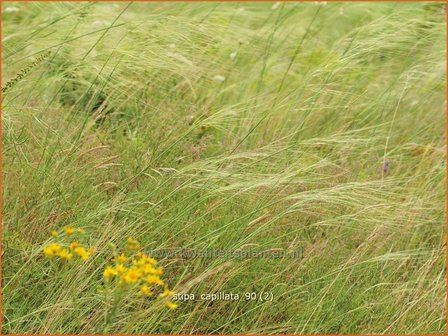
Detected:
[{"left": 2, "top": 1, "right": 447, "bottom": 334}]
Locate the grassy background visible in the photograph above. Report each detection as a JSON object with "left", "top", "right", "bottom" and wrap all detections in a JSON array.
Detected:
[{"left": 2, "top": 1, "right": 446, "bottom": 334}]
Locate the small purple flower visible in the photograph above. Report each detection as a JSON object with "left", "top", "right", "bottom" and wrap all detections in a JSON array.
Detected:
[{"left": 382, "top": 160, "right": 391, "bottom": 173}]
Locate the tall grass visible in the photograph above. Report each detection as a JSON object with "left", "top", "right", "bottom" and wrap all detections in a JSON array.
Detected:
[{"left": 2, "top": 2, "right": 446, "bottom": 334}]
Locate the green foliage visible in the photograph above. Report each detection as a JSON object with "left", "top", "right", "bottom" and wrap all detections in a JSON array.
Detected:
[{"left": 2, "top": 1, "right": 446, "bottom": 334}]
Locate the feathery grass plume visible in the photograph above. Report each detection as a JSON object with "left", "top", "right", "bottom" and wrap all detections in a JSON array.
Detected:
[
  {"left": 2, "top": 50, "right": 52, "bottom": 93},
  {"left": 2, "top": 2, "right": 445, "bottom": 334}
]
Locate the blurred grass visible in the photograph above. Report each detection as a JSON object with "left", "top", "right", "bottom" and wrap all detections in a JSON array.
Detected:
[{"left": 2, "top": 1, "right": 446, "bottom": 334}]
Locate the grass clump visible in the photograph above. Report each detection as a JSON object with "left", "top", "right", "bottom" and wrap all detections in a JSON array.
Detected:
[{"left": 2, "top": 1, "right": 446, "bottom": 334}]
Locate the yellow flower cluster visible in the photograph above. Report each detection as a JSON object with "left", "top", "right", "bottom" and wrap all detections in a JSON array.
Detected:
[
  {"left": 103, "top": 238, "right": 178, "bottom": 310},
  {"left": 43, "top": 227, "right": 92, "bottom": 262},
  {"left": 127, "top": 237, "right": 140, "bottom": 250}
]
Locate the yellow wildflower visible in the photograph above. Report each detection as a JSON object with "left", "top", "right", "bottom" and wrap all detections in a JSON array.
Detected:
[
  {"left": 122, "top": 268, "right": 142, "bottom": 284},
  {"left": 64, "top": 226, "right": 75, "bottom": 235},
  {"left": 69, "top": 242, "right": 79, "bottom": 250},
  {"left": 142, "top": 255, "right": 157, "bottom": 265},
  {"left": 58, "top": 249, "right": 73, "bottom": 261},
  {"left": 146, "top": 275, "right": 164, "bottom": 286},
  {"left": 127, "top": 237, "right": 139, "bottom": 244},
  {"left": 43, "top": 243, "right": 62, "bottom": 257},
  {"left": 140, "top": 284, "right": 152, "bottom": 296},
  {"left": 139, "top": 264, "right": 163, "bottom": 275},
  {"left": 160, "top": 287, "right": 175, "bottom": 298},
  {"left": 166, "top": 301, "right": 178, "bottom": 310},
  {"left": 115, "top": 253, "right": 127, "bottom": 264},
  {"left": 74, "top": 246, "right": 91, "bottom": 261},
  {"left": 152, "top": 267, "right": 163, "bottom": 275},
  {"left": 127, "top": 237, "right": 140, "bottom": 250},
  {"left": 51, "top": 230, "right": 58, "bottom": 237},
  {"left": 115, "top": 263, "right": 127, "bottom": 274},
  {"left": 103, "top": 266, "right": 118, "bottom": 280},
  {"left": 140, "top": 264, "right": 156, "bottom": 274},
  {"left": 134, "top": 255, "right": 158, "bottom": 267},
  {"left": 133, "top": 258, "right": 145, "bottom": 267}
]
